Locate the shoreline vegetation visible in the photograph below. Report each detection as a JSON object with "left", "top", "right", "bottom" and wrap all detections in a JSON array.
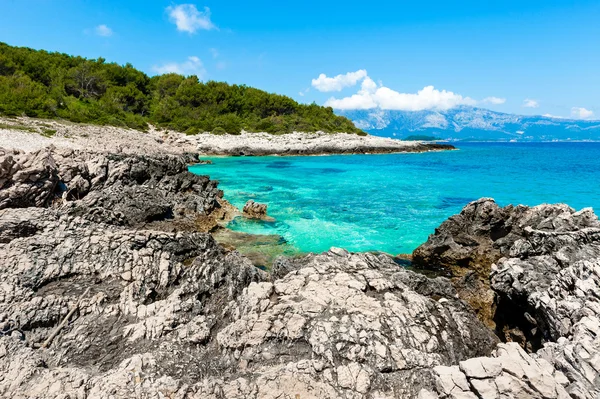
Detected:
[
  {"left": 0, "top": 115, "right": 455, "bottom": 156},
  {"left": 0, "top": 42, "right": 362, "bottom": 135}
]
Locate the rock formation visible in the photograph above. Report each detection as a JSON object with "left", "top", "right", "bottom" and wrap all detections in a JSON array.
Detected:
[
  {"left": 414, "top": 198, "right": 600, "bottom": 398},
  {"left": 242, "top": 199, "right": 271, "bottom": 220},
  {"left": 1, "top": 148, "right": 598, "bottom": 398}
]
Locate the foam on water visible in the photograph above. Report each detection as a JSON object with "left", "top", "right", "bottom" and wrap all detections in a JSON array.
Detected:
[{"left": 189, "top": 142, "right": 600, "bottom": 255}]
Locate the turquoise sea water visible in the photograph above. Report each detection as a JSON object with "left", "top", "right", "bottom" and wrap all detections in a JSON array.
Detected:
[{"left": 189, "top": 143, "right": 600, "bottom": 255}]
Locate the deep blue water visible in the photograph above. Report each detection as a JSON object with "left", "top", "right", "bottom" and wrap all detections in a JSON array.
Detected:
[{"left": 189, "top": 142, "right": 600, "bottom": 254}]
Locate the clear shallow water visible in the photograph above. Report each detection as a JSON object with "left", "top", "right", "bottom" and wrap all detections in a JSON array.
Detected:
[{"left": 189, "top": 143, "right": 600, "bottom": 255}]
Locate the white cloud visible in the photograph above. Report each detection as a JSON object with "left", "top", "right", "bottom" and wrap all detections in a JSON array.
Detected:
[
  {"left": 95, "top": 24, "right": 113, "bottom": 37},
  {"left": 325, "top": 81, "right": 476, "bottom": 111},
  {"left": 571, "top": 107, "right": 594, "bottom": 119},
  {"left": 523, "top": 99, "right": 539, "bottom": 108},
  {"left": 153, "top": 56, "right": 206, "bottom": 77},
  {"left": 543, "top": 113, "right": 565, "bottom": 119},
  {"left": 298, "top": 88, "right": 310, "bottom": 97},
  {"left": 483, "top": 96, "right": 506, "bottom": 105},
  {"left": 167, "top": 4, "right": 216, "bottom": 33},
  {"left": 314, "top": 70, "right": 507, "bottom": 111},
  {"left": 311, "top": 69, "right": 368, "bottom": 92}
]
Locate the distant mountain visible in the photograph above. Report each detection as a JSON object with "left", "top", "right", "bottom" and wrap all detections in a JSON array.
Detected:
[{"left": 336, "top": 107, "right": 600, "bottom": 141}]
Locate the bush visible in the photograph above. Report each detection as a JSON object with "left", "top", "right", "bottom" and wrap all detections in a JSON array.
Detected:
[{"left": 211, "top": 127, "right": 226, "bottom": 135}]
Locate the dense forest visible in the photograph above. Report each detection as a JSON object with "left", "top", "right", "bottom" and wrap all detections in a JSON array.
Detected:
[{"left": 0, "top": 42, "right": 363, "bottom": 135}]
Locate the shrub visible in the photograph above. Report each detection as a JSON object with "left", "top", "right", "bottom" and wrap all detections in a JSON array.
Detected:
[{"left": 0, "top": 42, "right": 366, "bottom": 135}]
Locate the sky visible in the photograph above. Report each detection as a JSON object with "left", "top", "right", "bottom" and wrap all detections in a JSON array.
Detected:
[{"left": 1, "top": 0, "right": 598, "bottom": 119}]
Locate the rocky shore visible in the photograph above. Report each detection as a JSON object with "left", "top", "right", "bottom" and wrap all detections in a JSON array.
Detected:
[
  {"left": 0, "top": 116, "right": 454, "bottom": 156},
  {"left": 194, "top": 131, "right": 454, "bottom": 156},
  {"left": 0, "top": 139, "right": 598, "bottom": 397}
]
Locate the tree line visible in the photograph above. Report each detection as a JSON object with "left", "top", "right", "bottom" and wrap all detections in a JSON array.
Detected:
[{"left": 0, "top": 42, "right": 364, "bottom": 135}]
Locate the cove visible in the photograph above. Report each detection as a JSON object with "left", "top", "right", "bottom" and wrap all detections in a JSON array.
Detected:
[{"left": 189, "top": 142, "right": 600, "bottom": 255}]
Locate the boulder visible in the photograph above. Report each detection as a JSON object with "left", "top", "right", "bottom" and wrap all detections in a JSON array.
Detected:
[
  {"left": 242, "top": 199, "right": 272, "bottom": 220},
  {"left": 414, "top": 199, "right": 600, "bottom": 398}
]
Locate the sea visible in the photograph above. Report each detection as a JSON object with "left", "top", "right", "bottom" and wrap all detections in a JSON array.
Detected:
[{"left": 189, "top": 142, "right": 600, "bottom": 255}]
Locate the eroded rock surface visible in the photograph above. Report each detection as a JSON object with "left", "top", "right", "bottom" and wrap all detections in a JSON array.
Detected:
[
  {"left": 1, "top": 147, "right": 599, "bottom": 398},
  {"left": 242, "top": 199, "right": 270, "bottom": 220},
  {"left": 414, "top": 199, "right": 600, "bottom": 398},
  {"left": 0, "top": 147, "right": 232, "bottom": 231},
  {"left": 0, "top": 210, "right": 497, "bottom": 398}
]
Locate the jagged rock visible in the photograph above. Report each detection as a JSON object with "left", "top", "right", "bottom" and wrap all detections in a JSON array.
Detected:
[
  {"left": 412, "top": 198, "right": 600, "bottom": 330},
  {"left": 421, "top": 342, "right": 572, "bottom": 399},
  {"left": 2, "top": 145, "right": 599, "bottom": 399},
  {"left": 414, "top": 199, "right": 600, "bottom": 398},
  {"left": 0, "top": 206, "right": 496, "bottom": 398},
  {"left": 0, "top": 147, "right": 233, "bottom": 232},
  {"left": 242, "top": 199, "right": 272, "bottom": 220},
  {"left": 0, "top": 147, "right": 59, "bottom": 209}
]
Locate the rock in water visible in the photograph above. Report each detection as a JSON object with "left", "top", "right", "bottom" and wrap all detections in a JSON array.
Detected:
[{"left": 242, "top": 199, "right": 271, "bottom": 220}]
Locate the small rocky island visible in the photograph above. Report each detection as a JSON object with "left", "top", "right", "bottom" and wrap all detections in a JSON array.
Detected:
[{"left": 0, "top": 127, "right": 598, "bottom": 398}]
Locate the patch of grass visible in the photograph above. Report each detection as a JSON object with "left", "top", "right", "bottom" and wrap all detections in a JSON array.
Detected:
[
  {"left": 0, "top": 122, "right": 37, "bottom": 133},
  {"left": 40, "top": 129, "right": 56, "bottom": 137}
]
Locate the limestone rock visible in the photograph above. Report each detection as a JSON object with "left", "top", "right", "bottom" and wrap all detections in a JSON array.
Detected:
[
  {"left": 0, "top": 206, "right": 496, "bottom": 398},
  {"left": 415, "top": 199, "right": 600, "bottom": 398},
  {"left": 242, "top": 199, "right": 272, "bottom": 220}
]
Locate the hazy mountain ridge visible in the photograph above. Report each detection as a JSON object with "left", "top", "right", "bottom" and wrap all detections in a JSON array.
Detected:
[{"left": 337, "top": 107, "right": 600, "bottom": 141}]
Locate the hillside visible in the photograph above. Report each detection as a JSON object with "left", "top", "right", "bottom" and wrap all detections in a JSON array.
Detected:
[
  {"left": 0, "top": 42, "right": 362, "bottom": 135},
  {"left": 337, "top": 106, "right": 600, "bottom": 141}
]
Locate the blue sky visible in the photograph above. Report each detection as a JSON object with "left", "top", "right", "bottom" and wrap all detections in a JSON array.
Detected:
[{"left": 1, "top": 0, "right": 598, "bottom": 119}]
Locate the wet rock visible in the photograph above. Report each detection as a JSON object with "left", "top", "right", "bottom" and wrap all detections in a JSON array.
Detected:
[{"left": 242, "top": 199, "right": 272, "bottom": 220}]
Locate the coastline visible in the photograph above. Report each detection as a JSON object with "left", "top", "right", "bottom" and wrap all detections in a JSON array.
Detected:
[
  {"left": 0, "top": 116, "right": 455, "bottom": 156},
  {"left": 1, "top": 118, "right": 599, "bottom": 398},
  {"left": 0, "top": 140, "right": 599, "bottom": 398}
]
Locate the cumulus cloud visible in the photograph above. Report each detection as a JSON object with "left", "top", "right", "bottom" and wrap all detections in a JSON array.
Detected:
[
  {"left": 523, "top": 99, "right": 539, "bottom": 108},
  {"left": 483, "top": 96, "right": 506, "bottom": 105},
  {"left": 571, "top": 107, "right": 594, "bottom": 119},
  {"left": 311, "top": 70, "right": 368, "bottom": 92},
  {"left": 167, "top": 4, "right": 216, "bottom": 33},
  {"left": 324, "top": 77, "right": 476, "bottom": 111},
  {"left": 153, "top": 56, "right": 206, "bottom": 77},
  {"left": 94, "top": 24, "right": 113, "bottom": 37},
  {"left": 313, "top": 70, "right": 507, "bottom": 111}
]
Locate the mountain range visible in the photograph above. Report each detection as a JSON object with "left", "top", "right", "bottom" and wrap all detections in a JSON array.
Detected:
[{"left": 336, "top": 107, "right": 600, "bottom": 141}]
